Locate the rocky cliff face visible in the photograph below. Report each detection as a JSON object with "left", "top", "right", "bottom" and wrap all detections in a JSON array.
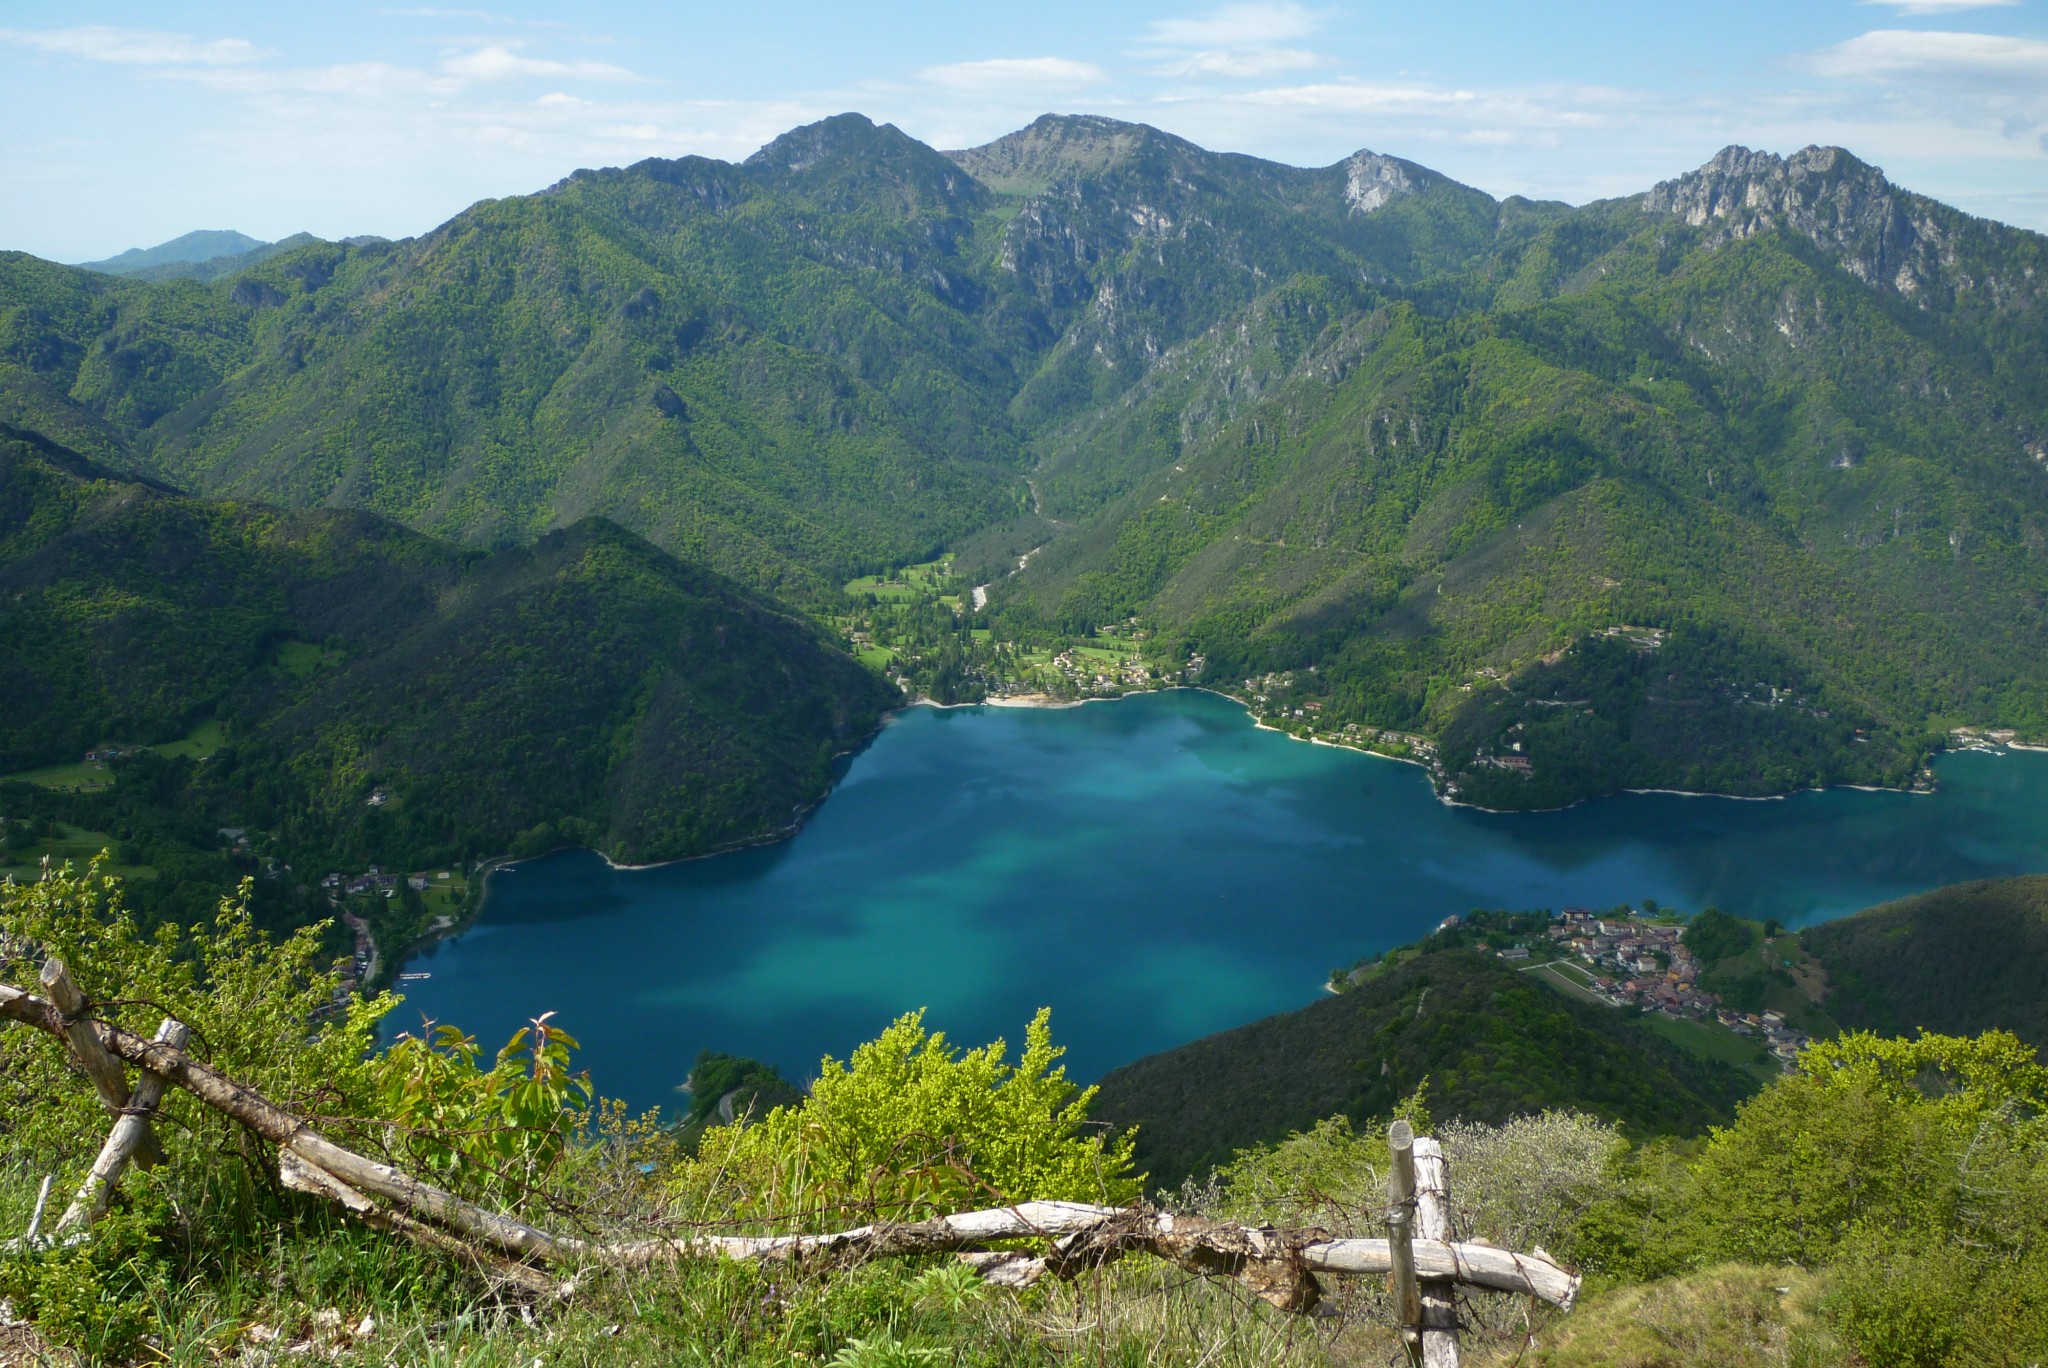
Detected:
[
  {"left": 1343, "top": 151, "right": 1428, "bottom": 215},
  {"left": 1644, "top": 144, "right": 1964, "bottom": 298}
]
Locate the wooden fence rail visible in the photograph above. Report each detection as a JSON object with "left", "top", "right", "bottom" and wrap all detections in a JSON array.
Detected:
[{"left": 1, "top": 965, "right": 1578, "bottom": 1342}]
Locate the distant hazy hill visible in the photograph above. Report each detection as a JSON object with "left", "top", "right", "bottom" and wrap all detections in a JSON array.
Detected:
[
  {"left": 126, "top": 232, "right": 328, "bottom": 284},
  {"left": 1805, "top": 875, "right": 2048, "bottom": 1047},
  {"left": 76, "top": 229, "right": 269, "bottom": 276},
  {"left": 4, "top": 115, "right": 2045, "bottom": 802},
  {"left": 0, "top": 425, "right": 894, "bottom": 871},
  {"left": 1090, "top": 949, "right": 1757, "bottom": 1190}
]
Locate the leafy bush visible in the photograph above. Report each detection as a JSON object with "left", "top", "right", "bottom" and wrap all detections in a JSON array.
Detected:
[
  {"left": 673, "top": 1008, "right": 1139, "bottom": 1227},
  {"left": 0, "top": 1175, "right": 174, "bottom": 1361},
  {"left": 1688, "top": 1030, "right": 2047, "bottom": 1267},
  {"left": 0, "top": 858, "right": 395, "bottom": 1159},
  {"left": 373, "top": 1014, "right": 593, "bottom": 1204}
]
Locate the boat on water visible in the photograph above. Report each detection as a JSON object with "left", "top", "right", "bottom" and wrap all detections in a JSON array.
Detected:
[{"left": 397, "top": 972, "right": 432, "bottom": 982}]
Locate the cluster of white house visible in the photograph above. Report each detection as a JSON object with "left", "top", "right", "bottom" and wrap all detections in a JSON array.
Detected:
[{"left": 318, "top": 865, "right": 449, "bottom": 900}]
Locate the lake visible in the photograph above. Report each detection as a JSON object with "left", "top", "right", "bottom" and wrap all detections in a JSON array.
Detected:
[{"left": 393, "top": 690, "right": 2048, "bottom": 1111}]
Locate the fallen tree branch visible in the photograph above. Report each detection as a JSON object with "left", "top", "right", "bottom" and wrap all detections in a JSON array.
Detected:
[{"left": 275, "top": 1151, "right": 561, "bottom": 1299}]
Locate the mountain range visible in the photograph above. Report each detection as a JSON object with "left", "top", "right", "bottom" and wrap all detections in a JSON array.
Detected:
[{"left": 4, "top": 113, "right": 2046, "bottom": 808}]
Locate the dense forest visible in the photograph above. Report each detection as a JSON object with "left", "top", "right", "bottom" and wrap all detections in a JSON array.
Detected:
[{"left": 1803, "top": 875, "right": 2048, "bottom": 1046}]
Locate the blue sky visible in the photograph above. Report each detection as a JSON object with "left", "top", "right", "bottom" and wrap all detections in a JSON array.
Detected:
[{"left": 4, "top": 1, "right": 2045, "bottom": 261}]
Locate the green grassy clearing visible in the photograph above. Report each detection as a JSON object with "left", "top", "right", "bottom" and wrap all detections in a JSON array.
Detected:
[
  {"left": 418, "top": 874, "right": 469, "bottom": 918},
  {"left": 1694, "top": 923, "right": 1844, "bottom": 1038},
  {"left": 842, "top": 576, "right": 922, "bottom": 601},
  {"left": 1522, "top": 959, "right": 1609, "bottom": 1005},
  {"left": 1642, "top": 1013, "right": 1779, "bottom": 1085},
  {"left": 274, "top": 639, "right": 346, "bottom": 678},
  {"left": 843, "top": 557, "right": 957, "bottom": 602},
  {"left": 3, "top": 759, "right": 115, "bottom": 791},
  {"left": 153, "top": 717, "right": 224, "bottom": 760},
  {"left": 1543, "top": 958, "right": 1599, "bottom": 987},
  {"left": 0, "top": 823, "right": 156, "bottom": 882},
  {"left": 3, "top": 719, "right": 226, "bottom": 790}
]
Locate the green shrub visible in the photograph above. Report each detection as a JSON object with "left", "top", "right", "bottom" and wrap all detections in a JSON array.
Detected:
[
  {"left": 0, "top": 1176, "right": 174, "bottom": 1361},
  {"left": 673, "top": 1008, "right": 1139, "bottom": 1227},
  {"left": 372, "top": 1014, "right": 593, "bottom": 1204},
  {"left": 1688, "top": 1031, "right": 2047, "bottom": 1267}
]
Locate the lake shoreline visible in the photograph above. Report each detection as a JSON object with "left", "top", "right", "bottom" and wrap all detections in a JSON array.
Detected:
[
  {"left": 389, "top": 688, "right": 1997, "bottom": 984},
  {"left": 386, "top": 692, "right": 2048, "bottom": 1110}
]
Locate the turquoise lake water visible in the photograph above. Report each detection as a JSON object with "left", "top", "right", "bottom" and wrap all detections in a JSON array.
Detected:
[{"left": 394, "top": 690, "right": 2048, "bottom": 1111}]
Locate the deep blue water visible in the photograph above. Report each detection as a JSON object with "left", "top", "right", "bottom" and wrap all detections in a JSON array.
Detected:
[{"left": 393, "top": 691, "right": 2048, "bottom": 1111}]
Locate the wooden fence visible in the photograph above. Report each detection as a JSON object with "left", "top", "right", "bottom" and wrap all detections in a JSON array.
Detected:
[{"left": 1, "top": 955, "right": 1577, "bottom": 1364}]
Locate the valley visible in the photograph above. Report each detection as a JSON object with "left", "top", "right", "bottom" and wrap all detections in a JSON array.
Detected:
[{"left": 3, "top": 103, "right": 2048, "bottom": 1367}]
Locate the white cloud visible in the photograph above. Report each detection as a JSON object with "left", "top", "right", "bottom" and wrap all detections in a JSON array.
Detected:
[
  {"left": 1151, "top": 46, "right": 1330, "bottom": 78},
  {"left": 1859, "top": 0, "right": 2018, "bottom": 13},
  {"left": 1811, "top": 29, "right": 2048, "bottom": 80},
  {"left": 0, "top": 25, "right": 273, "bottom": 66},
  {"left": 1146, "top": 3, "right": 1326, "bottom": 47},
  {"left": 440, "top": 44, "right": 639, "bottom": 82},
  {"left": 1224, "top": 78, "right": 1627, "bottom": 141},
  {"left": 1140, "top": 3, "right": 1335, "bottom": 83},
  {"left": 1235, "top": 81, "right": 1477, "bottom": 113},
  {"left": 918, "top": 57, "right": 1108, "bottom": 90}
]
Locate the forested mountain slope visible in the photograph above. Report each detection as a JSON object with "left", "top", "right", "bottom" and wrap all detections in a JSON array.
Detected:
[
  {"left": 0, "top": 426, "right": 893, "bottom": 873},
  {"left": 997, "top": 142, "right": 2048, "bottom": 802},
  {"left": 1089, "top": 948, "right": 1756, "bottom": 1190},
  {"left": 3, "top": 117, "right": 2044, "bottom": 802},
  {"left": 1804, "top": 874, "right": 2048, "bottom": 1047},
  {"left": 76, "top": 229, "right": 267, "bottom": 276}
]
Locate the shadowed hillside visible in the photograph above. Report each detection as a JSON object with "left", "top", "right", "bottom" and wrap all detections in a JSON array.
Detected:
[
  {"left": 1805, "top": 875, "right": 2048, "bottom": 1047},
  {"left": 0, "top": 425, "right": 895, "bottom": 876}
]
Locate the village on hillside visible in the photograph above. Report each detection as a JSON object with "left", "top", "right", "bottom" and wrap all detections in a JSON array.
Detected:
[{"left": 1528, "top": 909, "right": 1816, "bottom": 1066}]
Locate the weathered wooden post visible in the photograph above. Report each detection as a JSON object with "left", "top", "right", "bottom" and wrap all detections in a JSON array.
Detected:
[
  {"left": 1390, "top": 1121, "right": 1462, "bottom": 1366},
  {"left": 41, "top": 957, "right": 165, "bottom": 1167},
  {"left": 1413, "top": 1134, "right": 1461, "bottom": 1368},
  {"left": 57, "top": 1017, "right": 190, "bottom": 1230},
  {"left": 1388, "top": 1120, "right": 1423, "bottom": 1354}
]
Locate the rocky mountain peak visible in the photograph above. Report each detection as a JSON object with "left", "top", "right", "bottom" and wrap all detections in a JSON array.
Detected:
[
  {"left": 745, "top": 112, "right": 890, "bottom": 174},
  {"left": 743, "top": 113, "right": 983, "bottom": 210},
  {"left": 1643, "top": 144, "right": 1958, "bottom": 294},
  {"left": 1342, "top": 151, "right": 1433, "bottom": 215},
  {"left": 947, "top": 114, "right": 1194, "bottom": 197}
]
